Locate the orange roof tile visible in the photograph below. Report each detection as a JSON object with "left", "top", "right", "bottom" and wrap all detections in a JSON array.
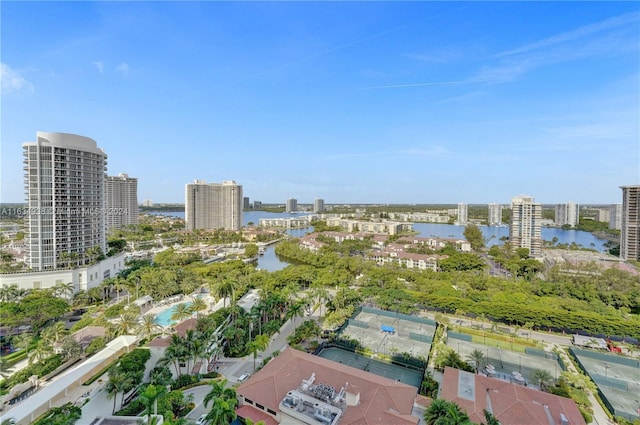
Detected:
[
  {"left": 440, "top": 367, "right": 586, "bottom": 425},
  {"left": 237, "top": 347, "right": 419, "bottom": 425}
]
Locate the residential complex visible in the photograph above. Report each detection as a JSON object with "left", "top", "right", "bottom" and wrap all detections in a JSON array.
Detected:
[
  {"left": 185, "top": 180, "right": 243, "bottom": 231},
  {"left": 22, "top": 132, "right": 108, "bottom": 270},
  {"left": 554, "top": 201, "right": 579, "bottom": 228},
  {"left": 620, "top": 185, "right": 640, "bottom": 261},
  {"left": 243, "top": 197, "right": 251, "bottom": 211},
  {"left": 510, "top": 195, "right": 542, "bottom": 258},
  {"left": 314, "top": 198, "right": 325, "bottom": 213},
  {"left": 286, "top": 198, "right": 298, "bottom": 213},
  {"left": 488, "top": 203, "right": 502, "bottom": 226},
  {"left": 610, "top": 203, "right": 622, "bottom": 230},
  {"left": 456, "top": 203, "right": 468, "bottom": 225},
  {"left": 0, "top": 132, "right": 126, "bottom": 293},
  {"left": 105, "top": 173, "right": 139, "bottom": 230}
]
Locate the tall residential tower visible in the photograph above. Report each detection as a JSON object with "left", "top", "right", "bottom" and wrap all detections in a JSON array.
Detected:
[
  {"left": 314, "top": 198, "right": 325, "bottom": 213},
  {"left": 185, "top": 180, "right": 243, "bottom": 231},
  {"left": 554, "top": 201, "right": 579, "bottom": 228},
  {"left": 620, "top": 185, "right": 640, "bottom": 261},
  {"left": 510, "top": 195, "right": 542, "bottom": 258},
  {"left": 457, "top": 203, "right": 468, "bottom": 225},
  {"left": 105, "top": 173, "right": 139, "bottom": 230},
  {"left": 23, "top": 132, "right": 107, "bottom": 270},
  {"left": 609, "top": 204, "right": 622, "bottom": 230},
  {"left": 286, "top": 198, "right": 298, "bottom": 213},
  {"left": 488, "top": 203, "right": 502, "bottom": 226}
]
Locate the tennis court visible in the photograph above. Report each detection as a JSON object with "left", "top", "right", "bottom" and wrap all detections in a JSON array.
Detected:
[
  {"left": 317, "top": 347, "right": 423, "bottom": 388},
  {"left": 341, "top": 308, "right": 436, "bottom": 357}
]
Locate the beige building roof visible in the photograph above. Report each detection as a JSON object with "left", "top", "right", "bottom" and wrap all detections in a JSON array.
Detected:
[{"left": 236, "top": 347, "right": 419, "bottom": 425}]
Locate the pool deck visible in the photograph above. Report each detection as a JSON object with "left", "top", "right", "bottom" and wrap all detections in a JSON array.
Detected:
[{"left": 144, "top": 294, "right": 229, "bottom": 327}]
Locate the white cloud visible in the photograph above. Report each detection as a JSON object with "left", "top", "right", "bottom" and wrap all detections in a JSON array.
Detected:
[
  {"left": 92, "top": 61, "right": 104, "bottom": 74},
  {"left": 0, "top": 63, "right": 34, "bottom": 95},
  {"left": 116, "top": 62, "right": 130, "bottom": 76},
  {"left": 495, "top": 11, "right": 639, "bottom": 58}
]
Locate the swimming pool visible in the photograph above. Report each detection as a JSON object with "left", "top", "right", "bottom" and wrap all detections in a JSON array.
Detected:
[{"left": 155, "top": 302, "right": 193, "bottom": 327}]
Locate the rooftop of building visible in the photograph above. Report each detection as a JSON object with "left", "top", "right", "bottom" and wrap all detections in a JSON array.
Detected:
[
  {"left": 237, "top": 347, "right": 419, "bottom": 425},
  {"left": 440, "top": 367, "right": 586, "bottom": 425}
]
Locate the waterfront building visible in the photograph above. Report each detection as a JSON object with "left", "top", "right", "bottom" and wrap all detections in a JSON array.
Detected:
[
  {"left": 510, "top": 195, "right": 543, "bottom": 258},
  {"left": 314, "top": 198, "right": 325, "bottom": 213},
  {"left": 286, "top": 198, "right": 298, "bottom": 213},
  {"left": 609, "top": 203, "right": 622, "bottom": 230},
  {"left": 620, "top": 185, "right": 640, "bottom": 261},
  {"left": 253, "top": 200, "right": 262, "bottom": 209},
  {"left": 22, "top": 132, "right": 107, "bottom": 270},
  {"left": 554, "top": 201, "right": 579, "bottom": 227},
  {"left": 141, "top": 199, "right": 153, "bottom": 207},
  {"left": 456, "top": 203, "right": 468, "bottom": 225},
  {"left": 105, "top": 173, "right": 139, "bottom": 230},
  {"left": 185, "top": 180, "right": 243, "bottom": 231},
  {"left": 488, "top": 203, "right": 502, "bottom": 226},
  {"left": 594, "top": 208, "right": 610, "bottom": 223}
]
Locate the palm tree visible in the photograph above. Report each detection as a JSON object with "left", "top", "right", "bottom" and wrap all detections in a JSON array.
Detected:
[
  {"left": 190, "top": 297, "right": 207, "bottom": 318},
  {"left": 483, "top": 409, "right": 501, "bottom": 425},
  {"left": 203, "top": 378, "right": 236, "bottom": 408},
  {"left": 213, "top": 278, "right": 235, "bottom": 309},
  {"left": 246, "top": 334, "right": 270, "bottom": 373},
  {"left": 286, "top": 301, "right": 304, "bottom": 326},
  {"left": 106, "top": 368, "right": 131, "bottom": 414},
  {"left": 41, "top": 321, "right": 68, "bottom": 348},
  {"left": 182, "top": 329, "right": 198, "bottom": 373},
  {"left": 0, "top": 284, "right": 19, "bottom": 302},
  {"left": 533, "top": 369, "right": 553, "bottom": 391},
  {"left": 139, "top": 314, "right": 162, "bottom": 341},
  {"left": 170, "top": 303, "right": 193, "bottom": 323},
  {"left": 0, "top": 356, "right": 14, "bottom": 379},
  {"left": 424, "top": 399, "right": 471, "bottom": 425},
  {"left": 466, "top": 349, "right": 485, "bottom": 374},
  {"left": 139, "top": 384, "right": 167, "bottom": 425},
  {"left": 115, "top": 311, "right": 140, "bottom": 336},
  {"left": 206, "top": 398, "right": 236, "bottom": 425},
  {"left": 159, "top": 334, "right": 188, "bottom": 377},
  {"left": 53, "top": 281, "right": 75, "bottom": 301},
  {"left": 28, "top": 341, "right": 54, "bottom": 365}
]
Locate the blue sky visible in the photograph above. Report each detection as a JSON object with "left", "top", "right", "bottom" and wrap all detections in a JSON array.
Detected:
[{"left": 2, "top": 2, "right": 639, "bottom": 205}]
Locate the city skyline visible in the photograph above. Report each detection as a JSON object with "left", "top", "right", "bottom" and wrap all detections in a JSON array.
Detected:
[{"left": 2, "top": 2, "right": 639, "bottom": 204}]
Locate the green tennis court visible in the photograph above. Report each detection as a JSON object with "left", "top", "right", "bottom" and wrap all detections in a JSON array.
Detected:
[{"left": 317, "top": 347, "right": 423, "bottom": 388}]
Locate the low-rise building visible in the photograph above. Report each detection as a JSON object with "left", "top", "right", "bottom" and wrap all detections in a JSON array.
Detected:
[
  {"left": 236, "top": 347, "right": 421, "bottom": 425},
  {"left": 440, "top": 367, "right": 586, "bottom": 425}
]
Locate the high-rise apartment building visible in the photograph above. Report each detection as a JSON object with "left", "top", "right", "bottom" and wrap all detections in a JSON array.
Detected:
[
  {"left": 609, "top": 203, "right": 622, "bottom": 230},
  {"left": 142, "top": 199, "right": 153, "bottom": 207},
  {"left": 253, "top": 201, "right": 262, "bottom": 209},
  {"left": 620, "top": 185, "right": 640, "bottom": 261},
  {"left": 243, "top": 197, "right": 250, "bottom": 211},
  {"left": 286, "top": 198, "right": 298, "bottom": 213},
  {"left": 488, "top": 203, "right": 502, "bottom": 226},
  {"left": 457, "top": 203, "right": 468, "bottom": 225},
  {"left": 314, "top": 198, "right": 325, "bottom": 213},
  {"left": 23, "top": 132, "right": 107, "bottom": 270},
  {"left": 594, "top": 208, "right": 610, "bottom": 223},
  {"left": 554, "top": 201, "right": 579, "bottom": 227},
  {"left": 105, "top": 173, "right": 139, "bottom": 230},
  {"left": 510, "top": 195, "right": 542, "bottom": 258},
  {"left": 185, "top": 180, "right": 243, "bottom": 231}
]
